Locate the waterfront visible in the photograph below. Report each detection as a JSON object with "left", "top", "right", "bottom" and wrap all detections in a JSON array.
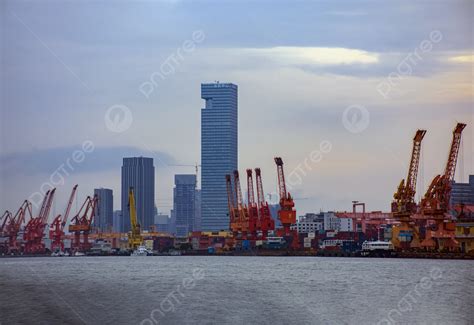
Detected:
[{"left": 0, "top": 257, "right": 472, "bottom": 324}]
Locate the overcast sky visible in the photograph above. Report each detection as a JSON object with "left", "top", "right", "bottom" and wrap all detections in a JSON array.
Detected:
[{"left": 1, "top": 0, "right": 472, "bottom": 219}]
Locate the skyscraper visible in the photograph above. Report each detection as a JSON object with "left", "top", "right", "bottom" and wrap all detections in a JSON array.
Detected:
[
  {"left": 93, "top": 188, "right": 113, "bottom": 232},
  {"left": 121, "top": 157, "right": 155, "bottom": 232},
  {"left": 201, "top": 82, "right": 238, "bottom": 231},
  {"left": 173, "top": 174, "right": 197, "bottom": 237}
]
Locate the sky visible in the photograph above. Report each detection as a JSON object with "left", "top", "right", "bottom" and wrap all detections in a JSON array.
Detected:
[{"left": 0, "top": 0, "right": 473, "bottom": 219}]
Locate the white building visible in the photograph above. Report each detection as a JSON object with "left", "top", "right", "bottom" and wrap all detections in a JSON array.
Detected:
[
  {"left": 323, "top": 212, "right": 353, "bottom": 232},
  {"left": 293, "top": 213, "right": 324, "bottom": 234}
]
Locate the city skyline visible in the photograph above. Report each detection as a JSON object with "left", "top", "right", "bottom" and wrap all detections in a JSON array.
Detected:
[{"left": 1, "top": 1, "right": 472, "bottom": 217}]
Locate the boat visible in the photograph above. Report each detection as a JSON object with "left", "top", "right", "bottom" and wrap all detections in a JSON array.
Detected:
[
  {"left": 361, "top": 240, "right": 395, "bottom": 256},
  {"left": 74, "top": 251, "right": 85, "bottom": 257},
  {"left": 131, "top": 245, "right": 151, "bottom": 256}
]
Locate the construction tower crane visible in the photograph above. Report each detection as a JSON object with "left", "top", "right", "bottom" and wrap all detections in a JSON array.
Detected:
[
  {"left": 226, "top": 174, "right": 240, "bottom": 237},
  {"left": 420, "top": 122, "right": 467, "bottom": 251},
  {"left": 69, "top": 194, "right": 98, "bottom": 252},
  {"left": 255, "top": 168, "right": 275, "bottom": 240},
  {"left": 49, "top": 185, "right": 78, "bottom": 253},
  {"left": 246, "top": 169, "right": 259, "bottom": 240},
  {"left": 391, "top": 130, "right": 426, "bottom": 250},
  {"left": 24, "top": 189, "right": 56, "bottom": 254},
  {"left": 233, "top": 170, "right": 249, "bottom": 239},
  {"left": 274, "top": 157, "right": 299, "bottom": 249},
  {"left": 128, "top": 187, "right": 143, "bottom": 250}
]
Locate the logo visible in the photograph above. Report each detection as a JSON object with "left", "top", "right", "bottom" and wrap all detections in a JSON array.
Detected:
[
  {"left": 342, "top": 105, "right": 370, "bottom": 134},
  {"left": 105, "top": 105, "right": 133, "bottom": 133}
]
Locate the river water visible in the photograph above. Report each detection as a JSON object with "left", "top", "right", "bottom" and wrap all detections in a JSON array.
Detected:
[{"left": 0, "top": 256, "right": 472, "bottom": 324}]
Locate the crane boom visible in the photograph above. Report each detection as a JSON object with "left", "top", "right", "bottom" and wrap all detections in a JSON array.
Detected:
[
  {"left": 444, "top": 123, "right": 466, "bottom": 182},
  {"left": 246, "top": 169, "right": 256, "bottom": 206},
  {"left": 274, "top": 157, "right": 288, "bottom": 200},
  {"left": 62, "top": 185, "right": 78, "bottom": 226},
  {"left": 255, "top": 168, "right": 265, "bottom": 208},
  {"left": 128, "top": 187, "right": 143, "bottom": 249}
]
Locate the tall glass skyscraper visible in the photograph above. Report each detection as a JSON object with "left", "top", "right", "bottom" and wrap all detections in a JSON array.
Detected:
[
  {"left": 173, "top": 174, "right": 197, "bottom": 237},
  {"left": 93, "top": 188, "right": 113, "bottom": 232},
  {"left": 201, "top": 82, "right": 238, "bottom": 231},
  {"left": 121, "top": 157, "right": 155, "bottom": 232}
]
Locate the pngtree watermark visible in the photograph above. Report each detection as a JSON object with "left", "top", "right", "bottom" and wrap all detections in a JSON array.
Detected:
[
  {"left": 376, "top": 266, "right": 443, "bottom": 325},
  {"left": 376, "top": 30, "right": 442, "bottom": 99},
  {"left": 140, "top": 267, "right": 205, "bottom": 325},
  {"left": 342, "top": 104, "right": 370, "bottom": 134},
  {"left": 286, "top": 140, "right": 332, "bottom": 191},
  {"left": 28, "top": 140, "right": 95, "bottom": 208},
  {"left": 105, "top": 104, "right": 133, "bottom": 133}
]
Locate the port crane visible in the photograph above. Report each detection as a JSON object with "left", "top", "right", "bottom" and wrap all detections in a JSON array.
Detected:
[
  {"left": 274, "top": 157, "right": 299, "bottom": 249},
  {"left": 5, "top": 201, "right": 33, "bottom": 254},
  {"left": 233, "top": 171, "right": 249, "bottom": 240},
  {"left": 255, "top": 168, "right": 275, "bottom": 240},
  {"left": 49, "top": 185, "right": 78, "bottom": 253},
  {"left": 0, "top": 211, "right": 11, "bottom": 235},
  {"left": 23, "top": 189, "right": 56, "bottom": 254},
  {"left": 128, "top": 187, "right": 143, "bottom": 250},
  {"left": 226, "top": 174, "right": 240, "bottom": 237},
  {"left": 69, "top": 194, "right": 98, "bottom": 252},
  {"left": 246, "top": 169, "right": 259, "bottom": 240},
  {"left": 391, "top": 129, "right": 426, "bottom": 250},
  {"left": 419, "top": 122, "right": 466, "bottom": 251}
]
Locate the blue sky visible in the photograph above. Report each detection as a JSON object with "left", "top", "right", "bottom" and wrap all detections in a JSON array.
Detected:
[{"left": 1, "top": 0, "right": 472, "bottom": 217}]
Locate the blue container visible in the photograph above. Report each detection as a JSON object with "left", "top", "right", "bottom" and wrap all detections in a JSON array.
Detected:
[
  {"left": 242, "top": 240, "right": 250, "bottom": 250},
  {"left": 207, "top": 247, "right": 215, "bottom": 254}
]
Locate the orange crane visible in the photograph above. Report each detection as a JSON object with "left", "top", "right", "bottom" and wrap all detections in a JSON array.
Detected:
[
  {"left": 23, "top": 189, "right": 56, "bottom": 254},
  {"left": 226, "top": 174, "right": 240, "bottom": 237},
  {"left": 69, "top": 194, "right": 98, "bottom": 252},
  {"left": 246, "top": 169, "right": 259, "bottom": 240},
  {"left": 49, "top": 185, "right": 78, "bottom": 253},
  {"left": 255, "top": 168, "right": 275, "bottom": 240},
  {"left": 420, "top": 122, "right": 466, "bottom": 251},
  {"left": 233, "top": 170, "right": 249, "bottom": 240},
  {"left": 391, "top": 129, "right": 426, "bottom": 250},
  {"left": 274, "top": 157, "right": 299, "bottom": 249}
]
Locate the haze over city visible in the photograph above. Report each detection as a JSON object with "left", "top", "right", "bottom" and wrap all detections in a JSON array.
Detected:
[{"left": 1, "top": 0, "right": 472, "bottom": 216}]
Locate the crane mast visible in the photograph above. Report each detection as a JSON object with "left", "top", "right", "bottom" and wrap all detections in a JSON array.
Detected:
[
  {"left": 392, "top": 130, "right": 426, "bottom": 215},
  {"left": 233, "top": 171, "right": 249, "bottom": 238},
  {"left": 255, "top": 168, "right": 275, "bottom": 240},
  {"left": 274, "top": 157, "right": 298, "bottom": 249},
  {"left": 50, "top": 185, "right": 78, "bottom": 252},
  {"left": 246, "top": 169, "right": 259, "bottom": 240},
  {"left": 128, "top": 187, "right": 143, "bottom": 250},
  {"left": 422, "top": 123, "right": 466, "bottom": 213},
  {"left": 226, "top": 174, "right": 239, "bottom": 236}
]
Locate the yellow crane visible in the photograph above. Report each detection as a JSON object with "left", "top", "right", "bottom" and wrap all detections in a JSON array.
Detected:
[{"left": 128, "top": 187, "right": 143, "bottom": 250}]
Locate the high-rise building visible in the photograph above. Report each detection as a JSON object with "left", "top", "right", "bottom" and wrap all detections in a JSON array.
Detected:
[
  {"left": 174, "top": 174, "right": 197, "bottom": 237},
  {"left": 93, "top": 188, "right": 113, "bottom": 232},
  {"left": 113, "top": 210, "right": 122, "bottom": 233},
  {"left": 194, "top": 189, "right": 201, "bottom": 231},
  {"left": 201, "top": 82, "right": 238, "bottom": 231},
  {"left": 451, "top": 175, "right": 474, "bottom": 206},
  {"left": 121, "top": 157, "right": 155, "bottom": 232}
]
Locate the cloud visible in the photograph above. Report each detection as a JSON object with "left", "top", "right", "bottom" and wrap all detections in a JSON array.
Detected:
[
  {"left": 449, "top": 54, "right": 474, "bottom": 63},
  {"left": 0, "top": 145, "right": 176, "bottom": 178},
  {"left": 240, "top": 46, "right": 379, "bottom": 65}
]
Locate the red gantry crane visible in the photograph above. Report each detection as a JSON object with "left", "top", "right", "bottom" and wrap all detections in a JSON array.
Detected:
[
  {"left": 49, "top": 185, "right": 78, "bottom": 253},
  {"left": 419, "top": 122, "right": 466, "bottom": 251},
  {"left": 233, "top": 171, "right": 249, "bottom": 240},
  {"left": 6, "top": 201, "right": 33, "bottom": 254},
  {"left": 23, "top": 189, "right": 56, "bottom": 254},
  {"left": 69, "top": 194, "right": 98, "bottom": 252},
  {"left": 391, "top": 129, "right": 426, "bottom": 250},
  {"left": 274, "top": 157, "right": 299, "bottom": 249},
  {"left": 246, "top": 169, "right": 259, "bottom": 240},
  {"left": 255, "top": 168, "right": 275, "bottom": 240}
]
